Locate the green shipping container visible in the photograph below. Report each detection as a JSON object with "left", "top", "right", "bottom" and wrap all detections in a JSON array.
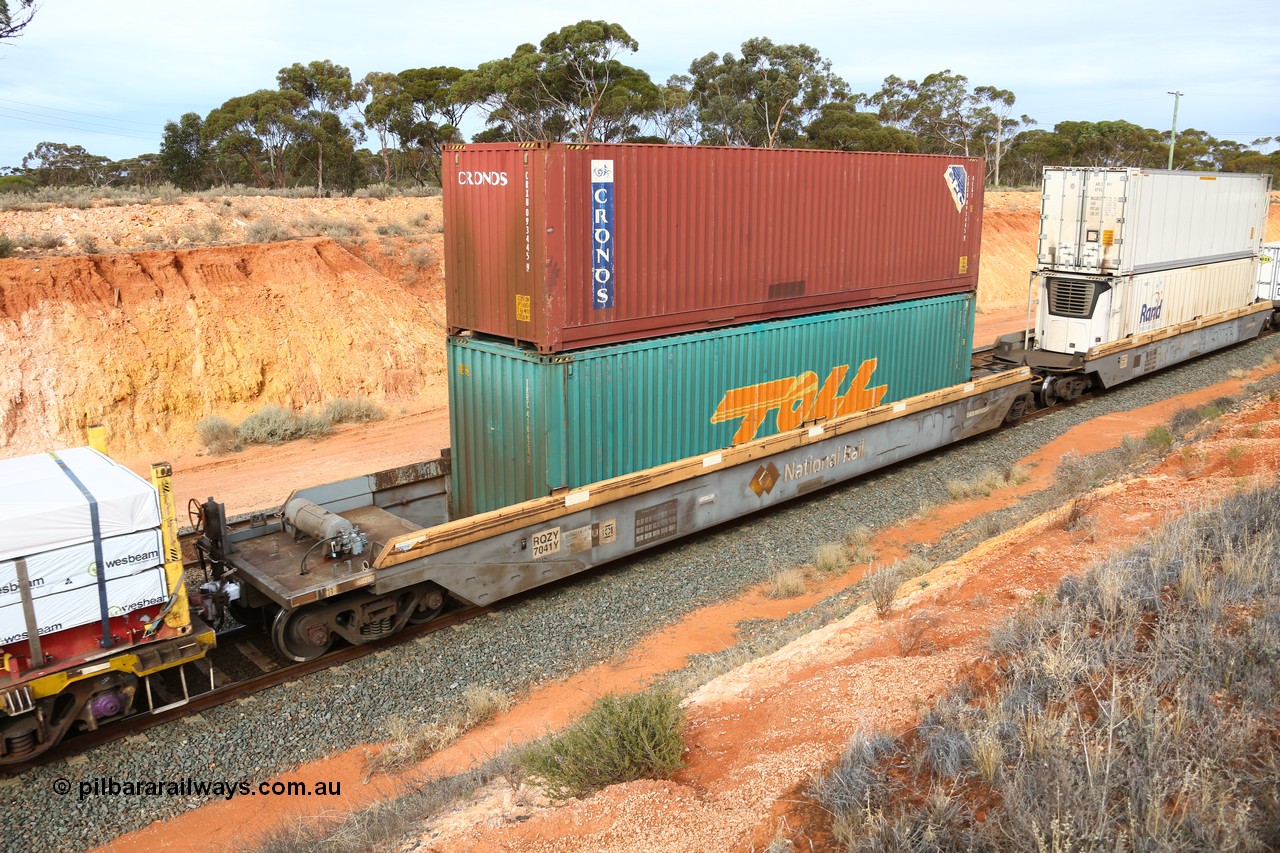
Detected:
[{"left": 448, "top": 293, "right": 976, "bottom": 516}]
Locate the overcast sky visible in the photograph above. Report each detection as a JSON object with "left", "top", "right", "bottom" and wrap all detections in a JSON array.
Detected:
[{"left": 1, "top": 0, "right": 1276, "bottom": 171}]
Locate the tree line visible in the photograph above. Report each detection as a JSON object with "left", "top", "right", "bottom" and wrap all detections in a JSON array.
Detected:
[{"left": 3, "top": 20, "right": 1277, "bottom": 194}]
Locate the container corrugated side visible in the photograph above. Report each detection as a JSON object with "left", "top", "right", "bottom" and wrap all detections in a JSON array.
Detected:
[
  {"left": 448, "top": 293, "right": 976, "bottom": 516},
  {"left": 1038, "top": 168, "right": 1270, "bottom": 275},
  {"left": 444, "top": 142, "right": 984, "bottom": 352}
]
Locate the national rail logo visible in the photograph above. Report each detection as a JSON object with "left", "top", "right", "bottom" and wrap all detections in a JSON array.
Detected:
[{"left": 711, "top": 359, "right": 888, "bottom": 445}]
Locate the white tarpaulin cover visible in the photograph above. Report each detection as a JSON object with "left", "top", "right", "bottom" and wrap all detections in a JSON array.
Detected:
[
  {"left": 0, "top": 447, "right": 161, "bottom": 562},
  {"left": 0, "top": 528, "right": 165, "bottom": 609},
  {"left": 0, "top": 565, "right": 170, "bottom": 645}
]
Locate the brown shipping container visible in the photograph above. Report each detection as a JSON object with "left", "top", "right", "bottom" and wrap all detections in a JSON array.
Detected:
[{"left": 444, "top": 142, "right": 985, "bottom": 352}]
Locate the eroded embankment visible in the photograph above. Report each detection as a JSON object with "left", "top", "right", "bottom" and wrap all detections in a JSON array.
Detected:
[{"left": 0, "top": 237, "right": 446, "bottom": 457}]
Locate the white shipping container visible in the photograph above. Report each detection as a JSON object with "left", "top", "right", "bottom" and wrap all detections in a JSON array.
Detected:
[
  {"left": 0, "top": 565, "right": 170, "bottom": 646},
  {"left": 0, "top": 447, "right": 161, "bottom": 562},
  {"left": 1038, "top": 168, "right": 1270, "bottom": 275},
  {"left": 1257, "top": 243, "right": 1280, "bottom": 301},
  {"left": 1038, "top": 257, "right": 1257, "bottom": 355},
  {"left": 0, "top": 528, "right": 164, "bottom": 609}
]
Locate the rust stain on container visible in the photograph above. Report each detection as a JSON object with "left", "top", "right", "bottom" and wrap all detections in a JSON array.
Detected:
[{"left": 444, "top": 142, "right": 985, "bottom": 352}]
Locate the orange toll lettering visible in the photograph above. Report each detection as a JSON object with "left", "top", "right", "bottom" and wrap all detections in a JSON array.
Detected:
[{"left": 711, "top": 359, "right": 888, "bottom": 444}]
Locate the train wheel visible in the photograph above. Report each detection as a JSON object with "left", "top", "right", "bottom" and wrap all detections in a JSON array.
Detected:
[
  {"left": 271, "top": 607, "right": 333, "bottom": 662},
  {"left": 407, "top": 586, "right": 446, "bottom": 625}
]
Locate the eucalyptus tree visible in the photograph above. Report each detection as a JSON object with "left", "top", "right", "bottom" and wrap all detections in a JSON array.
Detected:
[
  {"left": 688, "top": 37, "right": 847, "bottom": 148},
  {"left": 0, "top": 0, "right": 35, "bottom": 42},
  {"left": 277, "top": 60, "right": 368, "bottom": 193},
  {"left": 803, "top": 101, "right": 918, "bottom": 152},
  {"left": 396, "top": 66, "right": 475, "bottom": 184},
  {"left": 204, "top": 89, "right": 308, "bottom": 188},
  {"left": 159, "top": 112, "right": 211, "bottom": 189},
  {"left": 362, "top": 71, "right": 408, "bottom": 183},
  {"left": 467, "top": 20, "right": 657, "bottom": 143}
]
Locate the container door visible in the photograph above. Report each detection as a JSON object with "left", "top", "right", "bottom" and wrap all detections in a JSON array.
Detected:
[
  {"left": 444, "top": 145, "right": 548, "bottom": 344},
  {"left": 1259, "top": 246, "right": 1280, "bottom": 301},
  {"left": 1039, "top": 169, "right": 1128, "bottom": 274}
]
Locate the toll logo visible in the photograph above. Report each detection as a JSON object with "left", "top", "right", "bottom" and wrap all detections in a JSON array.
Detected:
[
  {"left": 1139, "top": 291, "right": 1163, "bottom": 326},
  {"left": 712, "top": 359, "right": 888, "bottom": 444},
  {"left": 591, "top": 159, "right": 615, "bottom": 309},
  {"left": 945, "top": 165, "right": 968, "bottom": 212}
]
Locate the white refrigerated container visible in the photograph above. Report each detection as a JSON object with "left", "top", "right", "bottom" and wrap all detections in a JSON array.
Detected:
[
  {"left": 1037, "top": 257, "right": 1257, "bottom": 355},
  {"left": 1038, "top": 168, "right": 1270, "bottom": 276}
]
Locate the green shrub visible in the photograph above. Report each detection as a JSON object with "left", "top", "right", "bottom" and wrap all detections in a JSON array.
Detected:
[
  {"left": 76, "top": 233, "right": 100, "bottom": 254},
  {"left": 409, "top": 245, "right": 439, "bottom": 269},
  {"left": 0, "top": 174, "right": 34, "bottom": 194},
  {"left": 246, "top": 219, "right": 293, "bottom": 243},
  {"left": 375, "top": 222, "right": 410, "bottom": 237},
  {"left": 0, "top": 233, "right": 14, "bottom": 259},
  {"left": 292, "top": 215, "right": 361, "bottom": 238},
  {"left": 322, "top": 397, "right": 385, "bottom": 424},
  {"left": 520, "top": 689, "right": 686, "bottom": 800},
  {"left": 195, "top": 415, "right": 239, "bottom": 454},
  {"left": 1144, "top": 425, "right": 1175, "bottom": 452},
  {"left": 236, "top": 405, "right": 331, "bottom": 446}
]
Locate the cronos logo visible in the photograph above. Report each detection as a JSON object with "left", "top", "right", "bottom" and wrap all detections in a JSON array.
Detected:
[
  {"left": 945, "top": 165, "right": 968, "bottom": 212},
  {"left": 456, "top": 170, "right": 509, "bottom": 187}
]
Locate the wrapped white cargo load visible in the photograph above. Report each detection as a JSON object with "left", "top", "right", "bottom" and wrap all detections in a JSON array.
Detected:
[
  {"left": 0, "top": 528, "right": 165, "bottom": 610},
  {"left": 1038, "top": 168, "right": 1270, "bottom": 276},
  {"left": 0, "top": 564, "right": 170, "bottom": 645},
  {"left": 0, "top": 447, "right": 161, "bottom": 562}
]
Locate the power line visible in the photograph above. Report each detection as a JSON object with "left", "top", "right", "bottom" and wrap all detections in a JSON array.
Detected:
[
  {"left": 0, "top": 96, "right": 159, "bottom": 128},
  {"left": 0, "top": 108, "right": 158, "bottom": 141},
  {"left": 0, "top": 105, "right": 159, "bottom": 137}
]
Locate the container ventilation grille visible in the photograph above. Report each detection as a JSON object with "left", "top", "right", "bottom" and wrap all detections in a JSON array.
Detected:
[{"left": 1047, "top": 279, "right": 1098, "bottom": 318}]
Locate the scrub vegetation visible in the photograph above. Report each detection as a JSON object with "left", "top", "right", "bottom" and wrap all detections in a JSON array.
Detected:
[
  {"left": 196, "top": 398, "right": 385, "bottom": 453},
  {"left": 815, "top": 484, "right": 1280, "bottom": 851},
  {"left": 519, "top": 689, "right": 687, "bottom": 801}
]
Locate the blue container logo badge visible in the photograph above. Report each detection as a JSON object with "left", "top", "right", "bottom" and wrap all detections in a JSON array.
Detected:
[
  {"left": 945, "top": 165, "right": 968, "bottom": 212},
  {"left": 591, "top": 159, "right": 615, "bottom": 310}
]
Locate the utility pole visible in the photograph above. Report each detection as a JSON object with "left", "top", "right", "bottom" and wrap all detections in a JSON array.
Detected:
[{"left": 1167, "top": 90, "right": 1183, "bottom": 169}]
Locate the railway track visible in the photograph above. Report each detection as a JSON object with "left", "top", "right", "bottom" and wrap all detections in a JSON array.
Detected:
[{"left": 2, "top": 600, "right": 485, "bottom": 774}]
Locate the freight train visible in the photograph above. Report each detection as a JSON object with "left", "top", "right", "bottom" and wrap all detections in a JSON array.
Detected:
[{"left": 0, "top": 149, "right": 1272, "bottom": 766}]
